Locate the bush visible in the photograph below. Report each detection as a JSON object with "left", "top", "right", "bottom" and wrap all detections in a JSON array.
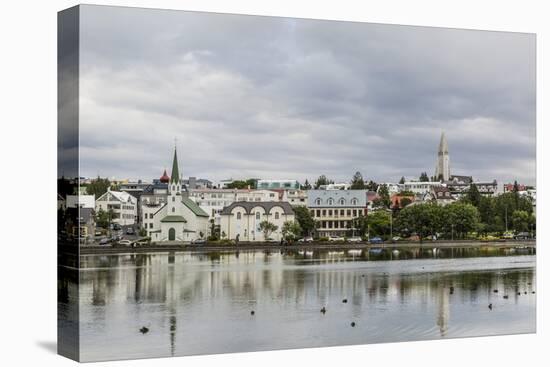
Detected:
[{"left": 318, "top": 237, "right": 329, "bottom": 242}]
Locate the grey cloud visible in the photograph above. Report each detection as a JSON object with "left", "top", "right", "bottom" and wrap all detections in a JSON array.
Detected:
[{"left": 78, "top": 5, "right": 536, "bottom": 185}]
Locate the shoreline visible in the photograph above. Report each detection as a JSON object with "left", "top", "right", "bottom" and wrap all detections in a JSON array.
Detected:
[{"left": 73, "top": 239, "right": 536, "bottom": 255}]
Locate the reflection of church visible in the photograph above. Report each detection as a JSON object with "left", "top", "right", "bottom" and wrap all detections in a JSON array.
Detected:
[{"left": 144, "top": 147, "right": 209, "bottom": 242}]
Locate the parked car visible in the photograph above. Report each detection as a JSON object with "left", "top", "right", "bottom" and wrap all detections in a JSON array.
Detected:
[
  {"left": 117, "top": 239, "right": 132, "bottom": 247},
  {"left": 99, "top": 238, "right": 111, "bottom": 246},
  {"left": 515, "top": 232, "right": 531, "bottom": 240},
  {"left": 392, "top": 236, "right": 402, "bottom": 242},
  {"left": 328, "top": 236, "right": 345, "bottom": 242},
  {"left": 125, "top": 227, "right": 135, "bottom": 235},
  {"left": 369, "top": 237, "right": 384, "bottom": 244},
  {"left": 347, "top": 236, "right": 362, "bottom": 243},
  {"left": 191, "top": 238, "right": 207, "bottom": 245},
  {"left": 502, "top": 232, "right": 514, "bottom": 239},
  {"left": 297, "top": 236, "right": 314, "bottom": 243}
]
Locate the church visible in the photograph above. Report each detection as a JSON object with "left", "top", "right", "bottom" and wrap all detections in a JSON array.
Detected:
[{"left": 143, "top": 147, "right": 209, "bottom": 242}]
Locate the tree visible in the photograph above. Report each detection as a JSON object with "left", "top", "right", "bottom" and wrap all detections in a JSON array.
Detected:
[
  {"left": 301, "top": 179, "right": 312, "bottom": 190},
  {"left": 282, "top": 221, "right": 302, "bottom": 241},
  {"left": 445, "top": 202, "right": 480, "bottom": 239},
  {"left": 419, "top": 172, "right": 429, "bottom": 182},
  {"left": 465, "top": 183, "right": 481, "bottom": 207},
  {"left": 95, "top": 208, "right": 110, "bottom": 229},
  {"left": 366, "top": 180, "right": 379, "bottom": 192},
  {"left": 314, "top": 175, "right": 333, "bottom": 189},
  {"left": 512, "top": 210, "right": 530, "bottom": 232},
  {"left": 350, "top": 171, "right": 366, "bottom": 189},
  {"left": 227, "top": 179, "right": 257, "bottom": 189},
  {"left": 259, "top": 220, "right": 278, "bottom": 240},
  {"left": 400, "top": 197, "right": 412, "bottom": 208},
  {"left": 86, "top": 176, "right": 111, "bottom": 197},
  {"left": 351, "top": 214, "right": 369, "bottom": 237},
  {"left": 399, "top": 176, "right": 406, "bottom": 184},
  {"left": 293, "top": 206, "right": 316, "bottom": 236},
  {"left": 373, "top": 184, "right": 391, "bottom": 209},
  {"left": 367, "top": 210, "right": 391, "bottom": 238}
]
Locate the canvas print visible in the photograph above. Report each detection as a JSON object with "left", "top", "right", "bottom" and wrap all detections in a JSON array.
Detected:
[{"left": 58, "top": 5, "right": 536, "bottom": 362}]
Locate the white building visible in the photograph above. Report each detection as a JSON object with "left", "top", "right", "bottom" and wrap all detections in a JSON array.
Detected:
[
  {"left": 283, "top": 189, "right": 308, "bottom": 206},
  {"left": 400, "top": 181, "right": 443, "bottom": 194},
  {"left": 145, "top": 147, "right": 209, "bottom": 242},
  {"left": 220, "top": 202, "right": 295, "bottom": 242},
  {"left": 319, "top": 183, "right": 351, "bottom": 190},
  {"left": 307, "top": 190, "right": 368, "bottom": 238},
  {"left": 435, "top": 131, "right": 451, "bottom": 181},
  {"left": 257, "top": 179, "right": 300, "bottom": 190},
  {"left": 95, "top": 190, "right": 137, "bottom": 226}
]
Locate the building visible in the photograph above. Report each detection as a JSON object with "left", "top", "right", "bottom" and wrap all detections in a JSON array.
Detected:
[
  {"left": 257, "top": 179, "right": 300, "bottom": 190},
  {"left": 95, "top": 190, "right": 137, "bottom": 226},
  {"left": 435, "top": 132, "right": 451, "bottom": 181},
  {"left": 219, "top": 202, "right": 295, "bottom": 242},
  {"left": 400, "top": 181, "right": 443, "bottom": 194},
  {"left": 446, "top": 180, "right": 498, "bottom": 197},
  {"left": 66, "top": 194, "right": 95, "bottom": 209},
  {"left": 378, "top": 183, "right": 401, "bottom": 195},
  {"left": 144, "top": 147, "right": 209, "bottom": 242},
  {"left": 503, "top": 183, "right": 528, "bottom": 192},
  {"left": 318, "top": 183, "right": 351, "bottom": 190},
  {"left": 422, "top": 186, "right": 455, "bottom": 205},
  {"left": 183, "top": 177, "right": 213, "bottom": 190},
  {"left": 66, "top": 194, "right": 96, "bottom": 243},
  {"left": 282, "top": 189, "right": 308, "bottom": 206},
  {"left": 390, "top": 193, "right": 415, "bottom": 209},
  {"left": 307, "top": 190, "right": 368, "bottom": 238}
]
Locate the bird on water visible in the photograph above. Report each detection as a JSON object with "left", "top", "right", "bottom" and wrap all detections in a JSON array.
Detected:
[{"left": 139, "top": 326, "right": 149, "bottom": 334}]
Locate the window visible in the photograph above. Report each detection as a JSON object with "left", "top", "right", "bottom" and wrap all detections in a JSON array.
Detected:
[
  {"left": 172, "top": 207, "right": 175, "bottom": 213},
  {"left": 316, "top": 209, "right": 321, "bottom": 217},
  {"left": 339, "top": 198, "right": 346, "bottom": 205},
  {"left": 256, "top": 212, "right": 260, "bottom": 220},
  {"left": 149, "top": 223, "right": 153, "bottom": 228},
  {"left": 347, "top": 209, "right": 351, "bottom": 216},
  {"left": 322, "top": 210, "right": 326, "bottom": 216},
  {"left": 150, "top": 213, "right": 153, "bottom": 219},
  {"left": 237, "top": 212, "right": 242, "bottom": 220},
  {"left": 328, "top": 198, "right": 334, "bottom": 205},
  {"left": 340, "top": 209, "right": 345, "bottom": 216},
  {"left": 315, "top": 198, "right": 322, "bottom": 206},
  {"left": 172, "top": 196, "right": 175, "bottom": 202},
  {"left": 353, "top": 209, "right": 357, "bottom": 217},
  {"left": 351, "top": 198, "right": 358, "bottom": 205},
  {"left": 328, "top": 210, "right": 333, "bottom": 216},
  {"left": 275, "top": 212, "right": 279, "bottom": 220}
]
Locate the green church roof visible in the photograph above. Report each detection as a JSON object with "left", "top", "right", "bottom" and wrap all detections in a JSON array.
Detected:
[
  {"left": 160, "top": 215, "right": 187, "bottom": 223},
  {"left": 170, "top": 147, "right": 180, "bottom": 184},
  {"left": 181, "top": 197, "right": 209, "bottom": 217}
]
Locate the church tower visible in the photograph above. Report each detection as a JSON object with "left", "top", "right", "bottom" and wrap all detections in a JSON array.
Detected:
[
  {"left": 168, "top": 146, "right": 181, "bottom": 214},
  {"left": 435, "top": 132, "right": 451, "bottom": 181}
]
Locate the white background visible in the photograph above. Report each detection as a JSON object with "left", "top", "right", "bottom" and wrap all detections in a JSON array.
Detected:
[{"left": 0, "top": 0, "right": 547, "bottom": 366}]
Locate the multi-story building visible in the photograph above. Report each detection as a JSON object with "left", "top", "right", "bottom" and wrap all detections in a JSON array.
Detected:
[
  {"left": 257, "top": 179, "right": 300, "bottom": 190},
  {"left": 318, "top": 183, "right": 350, "bottom": 190},
  {"left": 95, "top": 189, "right": 137, "bottom": 226},
  {"left": 282, "top": 189, "right": 308, "bottom": 206},
  {"left": 307, "top": 190, "right": 368, "bottom": 238},
  {"left": 219, "top": 202, "right": 295, "bottom": 242},
  {"left": 66, "top": 194, "right": 96, "bottom": 243},
  {"left": 400, "top": 181, "right": 443, "bottom": 194}
]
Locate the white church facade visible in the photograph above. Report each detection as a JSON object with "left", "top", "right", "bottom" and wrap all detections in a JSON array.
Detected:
[{"left": 144, "top": 147, "right": 209, "bottom": 242}]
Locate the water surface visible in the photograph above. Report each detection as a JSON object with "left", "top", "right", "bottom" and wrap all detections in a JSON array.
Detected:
[{"left": 73, "top": 249, "right": 536, "bottom": 362}]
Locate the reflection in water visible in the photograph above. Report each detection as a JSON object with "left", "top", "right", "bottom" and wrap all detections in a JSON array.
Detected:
[{"left": 76, "top": 250, "right": 536, "bottom": 362}]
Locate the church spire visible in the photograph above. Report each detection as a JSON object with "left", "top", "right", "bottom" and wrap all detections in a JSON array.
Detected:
[
  {"left": 170, "top": 146, "right": 180, "bottom": 184},
  {"left": 435, "top": 131, "right": 451, "bottom": 181}
]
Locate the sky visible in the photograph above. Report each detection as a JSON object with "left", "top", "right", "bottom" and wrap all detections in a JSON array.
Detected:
[{"left": 78, "top": 5, "right": 536, "bottom": 185}]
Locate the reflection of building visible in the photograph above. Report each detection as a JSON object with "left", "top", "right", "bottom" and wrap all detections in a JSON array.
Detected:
[
  {"left": 220, "top": 202, "right": 295, "bottom": 241},
  {"left": 307, "top": 190, "right": 368, "bottom": 237},
  {"left": 436, "top": 285, "right": 450, "bottom": 336},
  {"left": 95, "top": 190, "right": 137, "bottom": 226},
  {"left": 146, "top": 148, "right": 209, "bottom": 242},
  {"left": 435, "top": 131, "right": 451, "bottom": 181}
]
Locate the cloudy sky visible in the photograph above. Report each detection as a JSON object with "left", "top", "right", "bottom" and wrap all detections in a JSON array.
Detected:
[{"left": 79, "top": 5, "right": 536, "bottom": 185}]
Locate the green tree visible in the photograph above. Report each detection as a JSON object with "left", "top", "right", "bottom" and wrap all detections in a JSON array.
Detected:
[
  {"left": 282, "top": 221, "right": 302, "bottom": 241},
  {"left": 314, "top": 175, "right": 333, "bottom": 189},
  {"left": 399, "top": 176, "right": 406, "bottom": 184},
  {"left": 419, "top": 172, "right": 429, "bottom": 182},
  {"left": 512, "top": 210, "right": 530, "bottom": 232},
  {"left": 395, "top": 203, "right": 437, "bottom": 241},
  {"left": 301, "top": 179, "right": 312, "bottom": 190},
  {"left": 464, "top": 183, "right": 482, "bottom": 207},
  {"left": 400, "top": 197, "right": 412, "bottom": 208},
  {"left": 445, "top": 202, "right": 480, "bottom": 239},
  {"left": 366, "top": 180, "right": 379, "bottom": 192},
  {"left": 374, "top": 184, "right": 391, "bottom": 209},
  {"left": 95, "top": 207, "right": 113, "bottom": 229},
  {"left": 350, "top": 171, "right": 366, "bottom": 189},
  {"left": 351, "top": 214, "right": 369, "bottom": 237},
  {"left": 367, "top": 210, "right": 391, "bottom": 238},
  {"left": 293, "top": 206, "right": 316, "bottom": 237},
  {"left": 86, "top": 176, "right": 111, "bottom": 198},
  {"left": 227, "top": 179, "right": 257, "bottom": 189},
  {"left": 259, "top": 220, "right": 278, "bottom": 240}
]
